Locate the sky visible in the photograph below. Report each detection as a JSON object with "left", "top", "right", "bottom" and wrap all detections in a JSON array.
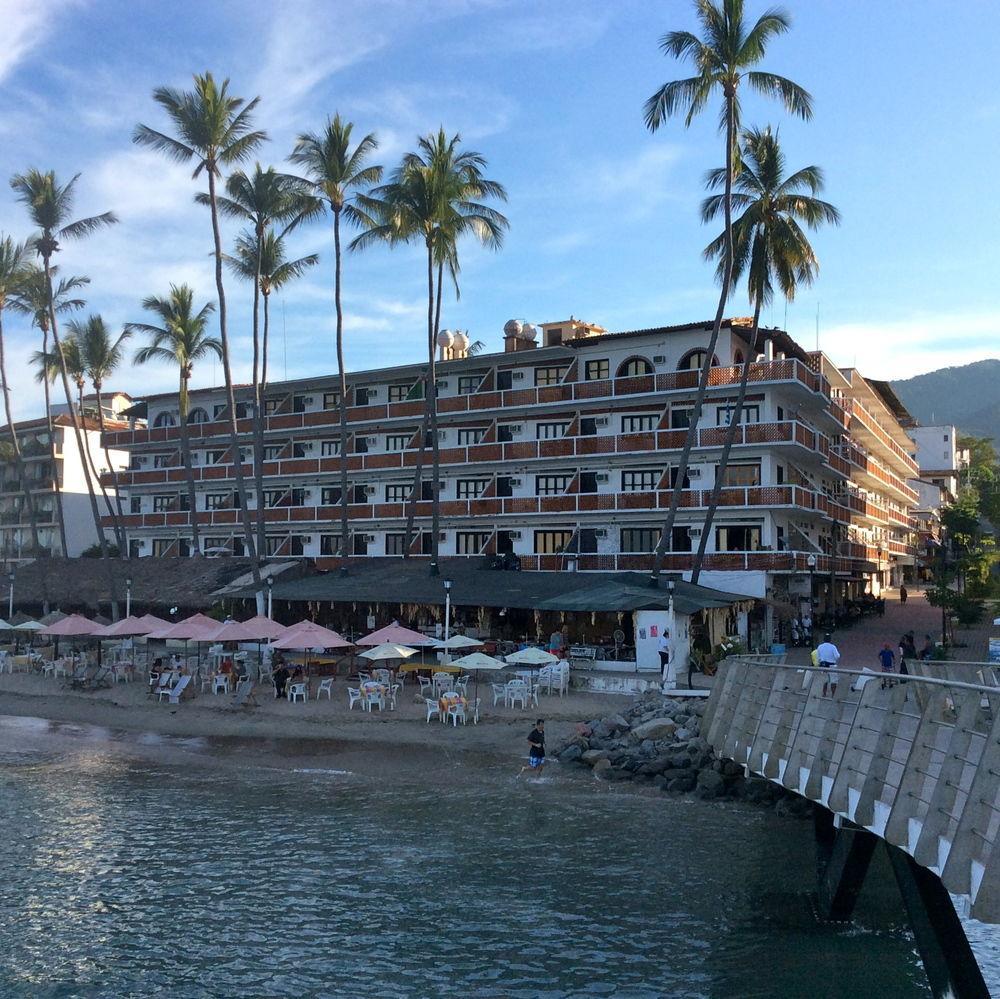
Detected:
[{"left": 1, "top": 0, "right": 999, "bottom": 420}]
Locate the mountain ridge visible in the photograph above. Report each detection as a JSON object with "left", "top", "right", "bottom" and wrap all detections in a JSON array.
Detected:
[{"left": 891, "top": 359, "right": 1000, "bottom": 440}]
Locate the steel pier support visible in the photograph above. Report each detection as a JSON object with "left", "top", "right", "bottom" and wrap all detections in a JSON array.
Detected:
[{"left": 814, "top": 807, "right": 879, "bottom": 922}]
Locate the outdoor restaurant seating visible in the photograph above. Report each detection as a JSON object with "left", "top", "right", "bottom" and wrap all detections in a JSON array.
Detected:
[
  {"left": 316, "top": 677, "right": 334, "bottom": 700},
  {"left": 212, "top": 674, "right": 230, "bottom": 696},
  {"left": 288, "top": 682, "right": 308, "bottom": 703},
  {"left": 424, "top": 697, "right": 441, "bottom": 723},
  {"left": 347, "top": 686, "right": 363, "bottom": 710}
]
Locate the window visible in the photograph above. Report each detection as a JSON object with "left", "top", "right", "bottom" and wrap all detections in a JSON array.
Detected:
[
  {"left": 580, "top": 418, "right": 598, "bottom": 436},
  {"left": 320, "top": 440, "right": 340, "bottom": 457},
  {"left": 457, "top": 478, "right": 489, "bottom": 499},
  {"left": 187, "top": 407, "right": 209, "bottom": 424},
  {"left": 496, "top": 476, "right": 514, "bottom": 497},
  {"left": 496, "top": 370, "right": 513, "bottom": 390},
  {"left": 622, "top": 414, "right": 656, "bottom": 434},
  {"left": 128, "top": 540, "right": 143, "bottom": 558},
  {"left": 291, "top": 442, "right": 311, "bottom": 458},
  {"left": 585, "top": 358, "right": 609, "bottom": 381},
  {"left": 578, "top": 529, "right": 598, "bottom": 553},
  {"left": 213, "top": 404, "right": 226, "bottom": 419},
  {"left": 579, "top": 471, "right": 598, "bottom": 493},
  {"left": 497, "top": 530, "right": 517, "bottom": 554},
  {"left": 263, "top": 445, "right": 283, "bottom": 460},
  {"left": 202, "top": 536, "right": 230, "bottom": 552},
  {"left": 354, "top": 436, "right": 369, "bottom": 454},
  {"left": 678, "top": 350, "right": 718, "bottom": 371},
  {"left": 153, "top": 411, "right": 176, "bottom": 428},
  {"left": 534, "top": 529, "right": 573, "bottom": 554},
  {"left": 717, "top": 404, "right": 760, "bottom": 426},
  {"left": 385, "top": 483, "right": 409, "bottom": 503},
  {"left": 621, "top": 527, "right": 659, "bottom": 553},
  {"left": 457, "top": 375, "right": 482, "bottom": 395},
  {"left": 153, "top": 454, "right": 173, "bottom": 469},
  {"left": 671, "top": 526, "right": 692, "bottom": 552},
  {"left": 152, "top": 539, "right": 176, "bottom": 557},
  {"left": 617, "top": 357, "right": 653, "bottom": 377},
  {"left": 386, "top": 434, "right": 410, "bottom": 452},
  {"left": 321, "top": 487, "right": 343, "bottom": 506},
  {"left": 353, "top": 534, "right": 370, "bottom": 556},
  {"left": 457, "top": 428, "right": 485, "bottom": 446},
  {"left": 264, "top": 399, "right": 281, "bottom": 415},
  {"left": 152, "top": 494, "right": 174, "bottom": 512},
  {"left": 720, "top": 463, "right": 761, "bottom": 487},
  {"left": 536, "top": 421, "right": 569, "bottom": 440},
  {"left": 622, "top": 469, "right": 659, "bottom": 492},
  {"left": 204, "top": 493, "right": 230, "bottom": 510},
  {"left": 715, "top": 524, "right": 762, "bottom": 551},
  {"left": 451, "top": 531, "right": 487, "bottom": 555},
  {"left": 669, "top": 408, "right": 692, "bottom": 430},
  {"left": 534, "top": 365, "right": 567, "bottom": 387},
  {"left": 318, "top": 534, "right": 342, "bottom": 556},
  {"left": 292, "top": 395, "right": 308, "bottom": 413},
  {"left": 497, "top": 424, "right": 516, "bottom": 442},
  {"left": 376, "top": 533, "right": 402, "bottom": 555},
  {"left": 536, "top": 474, "right": 571, "bottom": 496},
  {"left": 129, "top": 496, "right": 141, "bottom": 514},
  {"left": 322, "top": 391, "right": 340, "bottom": 410},
  {"left": 355, "top": 386, "right": 372, "bottom": 406},
  {"left": 353, "top": 484, "right": 370, "bottom": 503},
  {"left": 263, "top": 489, "right": 287, "bottom": 508},
  {"left": 388, "top": 383, "right": 411, "bottom": 403}
]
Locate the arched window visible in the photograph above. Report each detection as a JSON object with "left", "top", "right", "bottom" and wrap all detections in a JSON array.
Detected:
[
  {"left": 153, "top": 411, "right": 177, "bottom": 428},
  {"left": 677, "top": 349, "right": 720, "bottom": 371},
  {"left": 733, "top": 349, "right": 744, "bottom": 366},
  {"left": 617, "top": 356, "right": 653, "bottom": 377},
  {"left": 187, "top": 407, "right": 209, "bottom": 424}
]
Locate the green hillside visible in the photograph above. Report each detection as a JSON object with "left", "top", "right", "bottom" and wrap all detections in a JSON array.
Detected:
[{"left": 892, "top": 359, "right": 1000, "bottom": 440}]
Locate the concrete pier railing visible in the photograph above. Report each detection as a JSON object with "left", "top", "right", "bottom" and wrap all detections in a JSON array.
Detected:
[{"left": 703, "top": 657, "right": 1000, "bottom": 923}]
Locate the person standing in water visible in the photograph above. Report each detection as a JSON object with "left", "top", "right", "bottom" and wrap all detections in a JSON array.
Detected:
[{"left": 519, "top": 720, "right": 546, "bottom": 776}]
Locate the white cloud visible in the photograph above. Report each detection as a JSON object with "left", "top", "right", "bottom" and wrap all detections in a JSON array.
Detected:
[{"left": 0, "top": 0, "right": 75, "bottom": 84}]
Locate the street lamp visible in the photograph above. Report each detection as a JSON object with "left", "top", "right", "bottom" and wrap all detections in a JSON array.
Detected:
[
  {"left": 266, "top": 575, "right": 274, "bottom": 620},
  {"left": 806, "top": 554, "right": 817, "bottom": 611},
  {"left": 125, "top": 575, "right": 132, "bottom": 618},
  {"left": 443, "top": 579, "right": 452, "bottom": 659},
  {"left": 7, "top": 570, "right": 13, "bottom": 621}
]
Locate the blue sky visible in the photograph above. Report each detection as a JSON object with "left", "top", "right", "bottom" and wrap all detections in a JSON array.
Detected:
[{"left": 2, "top": 0, "right": 998, "bottom": 419}]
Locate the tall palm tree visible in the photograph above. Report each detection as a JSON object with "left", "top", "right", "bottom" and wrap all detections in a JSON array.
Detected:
[
  {"left": 9, "top": 170, "right": 117, "bottom": 568},
  {"left": 206, "top": 166, "right": 318, "bottom": 558},
  {"left": 690, "top": 126, "right": 839, "bottom": 583},
  {"left": 134, "top": 72, "right": 266, "bottom": 589},
  {"left": 644, "top": 0, "right": 811, "bottom": 586},
  {"left": 290, "top": 115, "right": 381, "bottom": 571},
  {"left": 8, "top": 265, "right": 87, "bottom": 556},
  {"left": 71, "top": 315, "right": 133, "bottom": 552},
  {"left": 355, "top": 129, "right": 507, "bottom": 574},
  {"left": 129, "top": 285, "right": 221, "bottom": 551},
  {"left": 0, "top": 236, "right": 42, "bottom": 554}
]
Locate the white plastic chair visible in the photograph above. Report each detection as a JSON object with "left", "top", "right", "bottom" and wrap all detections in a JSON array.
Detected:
[
  {"left": 506, "top": 680, "right": 528, "bottom": 709},
  {"left": 288, "top": 682, "right": 308, "bottom": 703},
  {"left": 491, "top": 683, "right": 507, "bottom": 707},
  {"left": 432, "top": 672, "right": 452, "bottom": 696},
  {"left": 425, "top": 697, "right": 441, "bottom": 723},
  {"left": 373, "top": 668, "right": 391, "bottom": 684},
  {"left": 365, "top": 689, "right": 384, "bottom": 712},
  {"left": 347, "top": 686, "right": 363, "bottom": 710},
  {"left": 455, "top": 675, "right": 470, "bottom": 695},
  {"left": 447, "top": 702, "right": 466, "bottom": 727},
  {"left": 212, "top": 675, "right": 230, "bottom": 695},
  {"left": 53, "top": 659, "right": 70, "bottom": 679},
  {"left": 418, "top": 676, "right": 432, "bottom": 697},
  {"left": 317, "top": 677, "right": 334, "bottom": 700},
  {"left": 468, "top": 697, "right": 481, "bottom": 724},
  {"left": 358, "top": 671, "right": 372, "bottom": 683},
  {"left": 388, "top": 683, "right": 401, "bottom": 710}
]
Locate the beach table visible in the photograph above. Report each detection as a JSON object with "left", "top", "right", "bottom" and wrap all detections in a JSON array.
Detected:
[{"left": 437, "top": 692, "right": 468, "bottom": 725}]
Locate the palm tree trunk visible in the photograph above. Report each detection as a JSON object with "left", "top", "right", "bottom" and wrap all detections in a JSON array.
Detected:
[
  {"left": 690, "top": 301, "right": 761, "bottom": 585},
  {"left": 334, "top": 208, "right": 351, "bottom": 569},
  {"left": 78, "top": 383, "right": 121, "bottom": 552},
  {"left": 251, "top": 222, "right": 267, "bottom": 563},
  {"left": 650, "top": 93, "right": 736, "bottom": 587},
  {"left": 207, "top": 167, "right": 263, "bottom": 596},
  {"left": 176, "top": 370, "right": 200, "bottom": 550},
  {"left": 425, "top": 241, "right": 441, "bottom": 575},
  {"left": 43, "top": 257, "right": 119, "bottom": 617},
  {"left": 40, "top": 326, "right": 68, "bottom": 556},
  {"left": 94, "top": 384, "right": 128, "bottom": 555},
  {"left": 0, "top": 306, "right": 42, "bottom": 555},
  {"left": 261, "top": 291, "right": 270, "bottom": 390}
]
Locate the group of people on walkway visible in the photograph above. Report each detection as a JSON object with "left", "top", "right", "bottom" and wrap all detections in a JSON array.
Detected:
[{"left": 810, "top": 628, "right": 937, "bottom": 696}]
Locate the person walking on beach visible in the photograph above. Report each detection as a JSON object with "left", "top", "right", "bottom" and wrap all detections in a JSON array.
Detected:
[
  {"left": 519, "top": 720, "right": 546, "bottom": 776},
  {"left": 899, "top": 584, "right": 908, "bottom": 605},
  {"left": 878, "top": 642, "right": 895, "bottom": 689},
  {"left": 816, "top": 633, "right": 841, "bottom": 697}
]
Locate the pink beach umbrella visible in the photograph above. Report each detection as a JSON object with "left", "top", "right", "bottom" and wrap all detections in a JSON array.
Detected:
[
  {"left": 136, "top": 613, "right": 170, "bottom": 630},
  {"left": 240, "top": 615, "right": 288, "bottom": 641},
  {"left": 146, "top": 613, "right": 222, "bottom": 642},
  {"left": 357, "top": 621, "right": 436, "bottom": 647},
  {"left": 271, "top": 621, "right": 352, "bottom": 650},
  {"left": 95, "top": 616, "right": 160, "bottom": 638},
  {"left": 40, "top": 614, "right": 103, "bottom": 637}
]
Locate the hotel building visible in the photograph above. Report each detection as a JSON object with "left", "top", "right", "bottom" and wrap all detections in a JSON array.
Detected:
[{"left": 101, "top": 317, "right": 917, "bottom": 606}]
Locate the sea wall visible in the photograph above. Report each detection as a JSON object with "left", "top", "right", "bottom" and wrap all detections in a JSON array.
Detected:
[{"left": 553, "top": 693, "right": 809, "bottom": 815}]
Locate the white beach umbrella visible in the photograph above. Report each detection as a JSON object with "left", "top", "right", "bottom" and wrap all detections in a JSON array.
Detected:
[
  {"left": 504, "top": 646, "right": 560, "bottom": 666},
  {"left": 0, "top": 619, "right": 13, "bottom": 630},
  {"left": 449, "top": 651, "right": 506, "bottom": 671},
  {"left": 15, "top": 620, "right": 44, "bottom": 631},
  {"left": 430, "top": 634, "right": 484, "bottom": 650},
  {"left": 359, "top": 643, "right": 418, "bottom": 662}
]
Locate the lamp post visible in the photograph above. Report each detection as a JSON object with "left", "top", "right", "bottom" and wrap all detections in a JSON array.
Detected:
[
  {"left": 7, "top": 570, "right": 13, "bottom": 621},
  {"left": 806, "top": 554, "right": 817, "bottom": 611},
  {"left": 125, "top": 575, "right": 132, "bottom": 619},
  {"left": 443, "top": 579, "right": 452, "bottom": 649},
  {"left": 266, "top": 575, "right": 274, "bottom": 620}
]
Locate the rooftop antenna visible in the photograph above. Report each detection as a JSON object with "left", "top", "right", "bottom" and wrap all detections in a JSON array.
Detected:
[{"left": 282, "top": 298, "right": 288, "bottom": 381}]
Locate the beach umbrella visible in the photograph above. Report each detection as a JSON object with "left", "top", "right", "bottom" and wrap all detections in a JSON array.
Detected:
[
  {"left": 147, "top": 613, "right": 221, "bottom": 641},
  {"left": 430, "top": 634, "right": 484, "bottom": 650},
  {"left": 448, "top": 651, "right": 507, "bottom": 715},
  {"left": 504, "top": 645, "right": 561, "bottom": 692},
  {"left": 0, "top": 619, "right": 12, "bottom": 630},
  {"left": 137, "top": 613, "right": 171, "bottom": 630},
  {"left": 95, "top": 615, "right": 159, "bottom": 638},
  {"left": 360, "top": 642, "right": 418, "bottom": 662},
  {"left": 240, "top": 615, "right": 287, "bottom": 641},
  {"left": 357, "top": 621, "right": 435, "bottom": 647},
  {"left": 40, "top": 614, "right": 103, "bottom": 637},
  {"left": 206, "top": 619, "right": 271, "bottom": 643},
  {"left": 15, "top": 620, "right": 43, "bottom": 631},
  {"left": 38, "top": 610, "right": 68, "bottom": 627},
  {"left": 270, "top": 621, "right": 352, "bottom": 677}
]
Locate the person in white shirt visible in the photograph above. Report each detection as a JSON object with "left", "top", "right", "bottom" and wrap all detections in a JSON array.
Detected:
[
  {"left": 815, "top": 633, "right": 841, "bottom": 696},
  {"left": 658, "top": 629, "right": 674, "bottom": 692}
]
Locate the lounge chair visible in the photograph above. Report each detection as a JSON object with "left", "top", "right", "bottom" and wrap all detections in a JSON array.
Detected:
[
  {"left": 166, "top": 674, "right": 193, "bottom": 704},
  {"left": 230, "top": 678, "right": 258, "bottom": 708}
]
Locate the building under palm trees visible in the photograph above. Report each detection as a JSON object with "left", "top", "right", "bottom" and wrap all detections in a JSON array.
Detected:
[
  {"left": 0, "top": 403, "right": 131, "bottom": 565},
  {"left": 101, "top": 316, "right": 917, "bottom": 640}
]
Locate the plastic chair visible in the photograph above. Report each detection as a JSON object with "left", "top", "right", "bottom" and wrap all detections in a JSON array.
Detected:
[
  {"left": 418, "top": 676, "right": 432, "bottom": 697},
  {"left": 212, "top": 675, "right": 230, "bottom": 695},
  {"left": 358, "top": 671, "right": 372, "bottom": 683},
  {"left": 447, "top": 702, "right": 466, "bottom": 727},
  {"left": 506, "top": 680, "right": 528, "bottom": 709},
  {"left": 425, "top": 697, "right": 441, "bottom": 723},
  {"left": 317, "top": 677, "right": 334, "bottom": 700},
  {"left": 288, "top": 682, "right": 308, "bottom": 703},
  {"left": 455, "top": 675, "right": 470, "bottom": 695},
  {"left": 491, "top": 683, "right": 507, "bottom": 707},
  {"left": 347, "top": 687, "right": 363, "bottom": 710},
  {"left": 366, "top": 690, "right": 384, "bottom": 712},
  {"left": 468, "top": 697, "right": 481, "bottom": 724},
  {"left": 373, "top": 668, "right": 391, "bottom": 683},
  {"left": 388, "top": 683, "right": 401, "bottom": 710}
]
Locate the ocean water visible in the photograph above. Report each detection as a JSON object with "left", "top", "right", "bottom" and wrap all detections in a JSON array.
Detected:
[{"left": 0, "top": 714, "right": 990, "bottom": 998}]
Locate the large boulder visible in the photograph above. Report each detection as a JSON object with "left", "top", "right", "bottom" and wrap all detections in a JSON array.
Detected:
[
  {"left": 667, "top": 773, "right": 698, "bottom": 794},
  {"left": 558, "top": 744, "right": 583, "bottom": 764},
  {"left": 605, "top": 714, "right": 630, "bottom": 734},
  {"left": 581, "top": 749, "right": 609, "bottom": 766},
  {"left": 695, "top": 769, "right": 725, "bottom": 799},
  {"left": 637, "top": 756, "right": 674, "bottom": 776},
  {"left": 631, "top": 718, "right": 678, "bottom": 742},
  {"left": 673, "top": 727, "right": 693, "bottom": 743}
]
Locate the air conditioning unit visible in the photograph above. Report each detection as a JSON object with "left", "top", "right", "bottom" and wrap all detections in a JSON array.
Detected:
[
  {"left": 301, "top": 442, "right": 314, "bottom": 452},
  {"left": 687, "top": 468, "right": 702, "bottom": 478},
  {"left": 508, "top": 478, "right": 522, "bottom": 487},
  {"left": 508, "top": 425, "right": 522, "bottom": 434},
  {"left": 365, "top": 485, "right": 378, "bottom": 495},
  {"left": 512, "top": 371, "right": 525, "bottom": 381},
  {"left": 688, "top": 526, "right": 703, "bottom": 537},
  {"left": 302, "top": 397, "right": 314, "bottom": 405},
  {"left": 595, "top": 417, "right": 609, "bottom": 427},
  {"left": 653, "top": 355, "right": 666, "bottom": 364},
  {"left": 361, "top": 534, "right": 376, "bottom": 543},
  {"left": 366, "top": 437, "right": 378, "bottom": 446},
  {"left": 595, "top": 473, "right": 610, "bottom": 483},
  {"left": 594, "top": 528, "right": 607, "bottom": 539},
  {"left": 507, "top": 530, "right": 522, "bottom": 540}
]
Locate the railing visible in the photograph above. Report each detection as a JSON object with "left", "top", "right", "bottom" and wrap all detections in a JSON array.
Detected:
[
  {"left": 832, "top": 442, "right": 919, "bottom": 504},
  {"left": 704, "top": 658, "right": 1000, "bottom": 922},
  {"left": 842, "top": 398, "right": 919, "bottom": 476}
]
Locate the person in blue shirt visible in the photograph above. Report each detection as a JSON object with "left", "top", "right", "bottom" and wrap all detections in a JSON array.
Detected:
[{"left": 878, "top": 643, "right": 895, "bottom": 689}]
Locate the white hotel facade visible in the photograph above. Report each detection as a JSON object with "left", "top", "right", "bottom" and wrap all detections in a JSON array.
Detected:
[{"left": 102, "top": 317, "right": 918, "bottom": 604}]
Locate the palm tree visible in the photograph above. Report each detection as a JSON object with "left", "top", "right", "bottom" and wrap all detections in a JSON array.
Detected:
[
  {"left": 129, "top": 285, "right": 221, "bottom": 551},
  {"left": 690, "top": 125, "right": 839, "bottom": 584},
  {"left": 71, "top": 315, "right": 133, "bottom": 553},
  {"left": 8, "top": 265, "right": 87, "bottom": 556},
  {"left": 9, "top": 170, "right": 117, "bottom": 570},
  {"left": 355, "top": 129, "right": 508, "bottom": 574},
  {"left": 290, "top": 115, "right": 381, "bottom": 571},
  {"left": 207, "top": 166, "right": 318, "bottom": 558},
  {"left": 134, "top": 72, "right": 266, "bottom": 590},
  {"left": 644, "top": 0, "right": 811, "bottom": 586},
  {"left": 0, "top": 236, "right": 42, "bottom": 554}
]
